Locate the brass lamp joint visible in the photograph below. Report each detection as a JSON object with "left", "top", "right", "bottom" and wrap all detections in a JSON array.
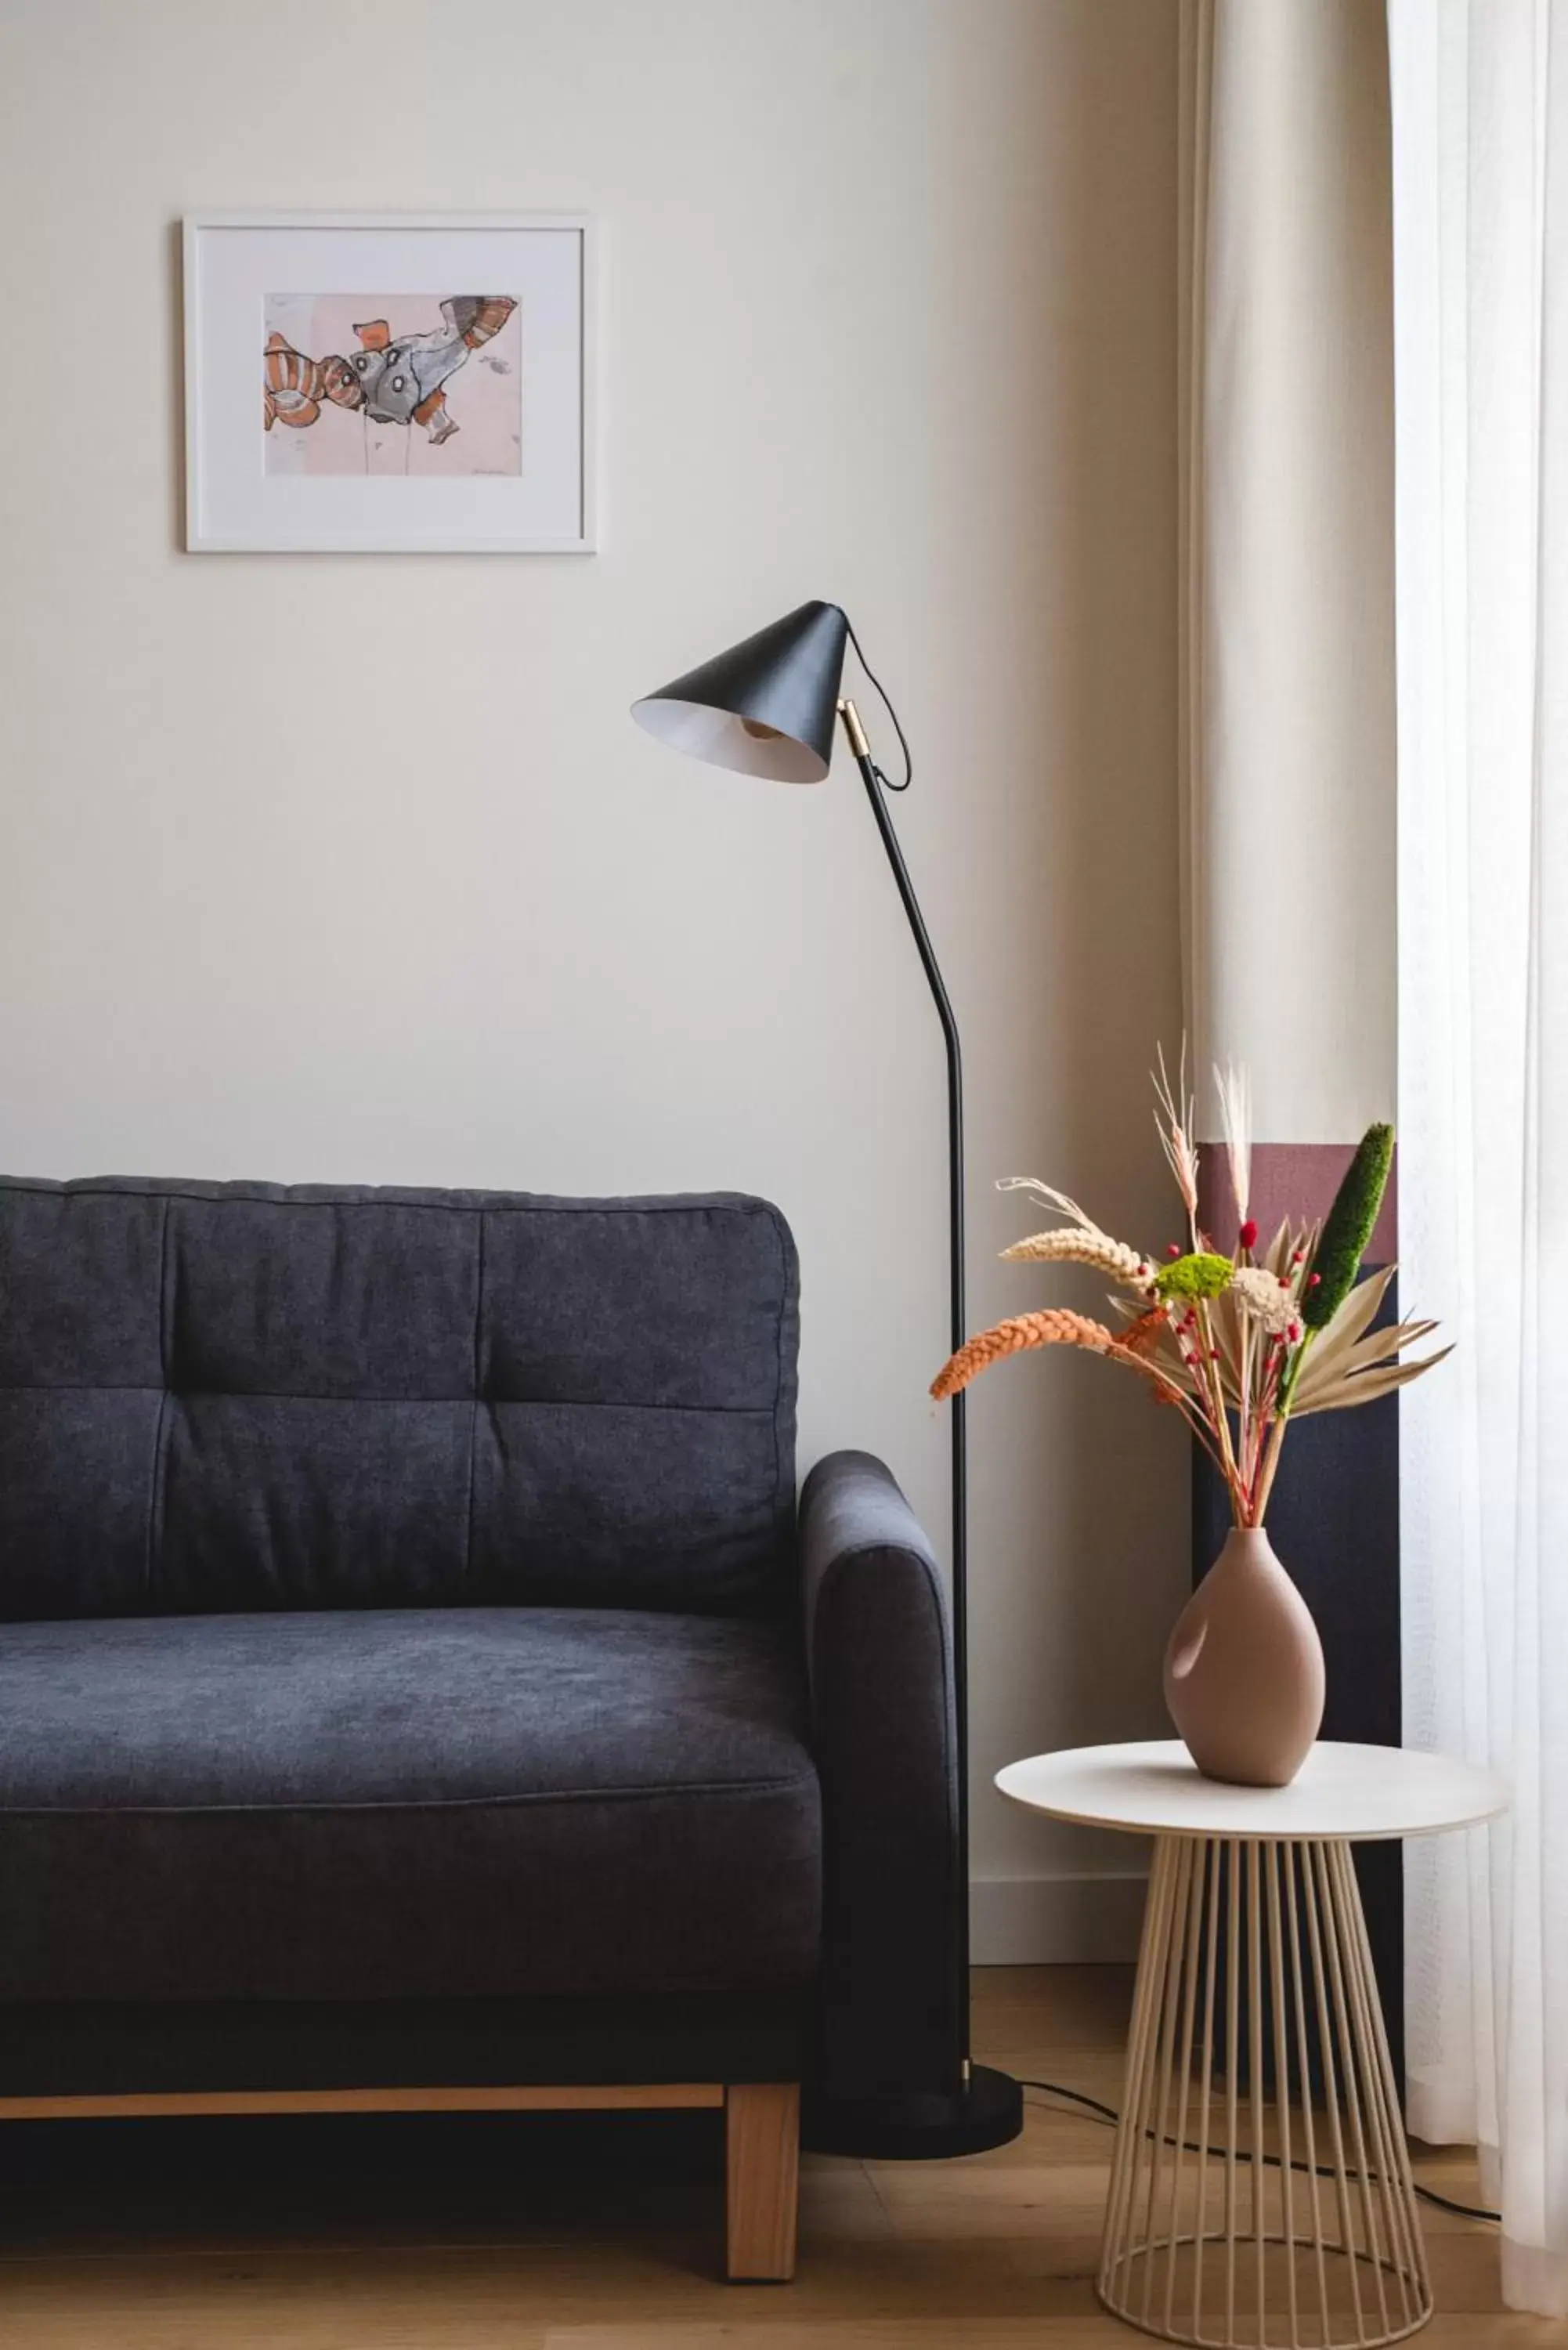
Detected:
[{"left": 837, "top": 696, "right": 871, "bottom": 760}]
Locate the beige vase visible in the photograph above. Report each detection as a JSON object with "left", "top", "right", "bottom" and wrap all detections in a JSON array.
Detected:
[{"left": 1162, "top": 1528, "right": 1325, "bottom": 1788}]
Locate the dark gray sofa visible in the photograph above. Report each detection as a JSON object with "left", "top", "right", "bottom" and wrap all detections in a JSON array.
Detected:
[{"left": 0, "top": 1177, "right": 959, "bottom": 2277}]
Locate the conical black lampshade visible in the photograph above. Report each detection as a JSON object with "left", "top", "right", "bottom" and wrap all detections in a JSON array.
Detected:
[{"left": 630, "top": 599, "right": 850, "bottom": 783}]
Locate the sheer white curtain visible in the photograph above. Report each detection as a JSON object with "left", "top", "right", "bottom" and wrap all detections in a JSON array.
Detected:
[{"left": 1389, "top": 0, "right": 1568, "bottom": 2316}]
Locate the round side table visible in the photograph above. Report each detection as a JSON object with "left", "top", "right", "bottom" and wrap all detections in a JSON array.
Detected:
[{"left": 996, "top": 1741, "right": 1508, "bottom": 2350}]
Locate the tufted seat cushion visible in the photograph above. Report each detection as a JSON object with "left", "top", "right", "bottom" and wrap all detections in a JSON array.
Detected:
[{"left": 0, "top": 1607, "right": 821, "bottom": 2005}]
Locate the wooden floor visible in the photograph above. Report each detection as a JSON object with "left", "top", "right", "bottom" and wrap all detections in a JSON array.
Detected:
[{"left": 0, "top": 1969, "right": 1555, "bottom": 2348}]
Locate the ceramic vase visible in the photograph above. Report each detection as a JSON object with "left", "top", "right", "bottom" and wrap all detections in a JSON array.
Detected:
[{"left": 1162, "top": 1527, "right": 1324, "bottom": 1787}]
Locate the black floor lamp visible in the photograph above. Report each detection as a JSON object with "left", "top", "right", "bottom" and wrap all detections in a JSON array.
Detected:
[{"left": 632, "top": 599, "right": 1024, "bottom": 2159}]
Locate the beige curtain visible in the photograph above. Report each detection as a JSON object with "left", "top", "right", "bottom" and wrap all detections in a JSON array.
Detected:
[{"left": 1178, "top": 0, "right": 1396, "bottom": 1145}]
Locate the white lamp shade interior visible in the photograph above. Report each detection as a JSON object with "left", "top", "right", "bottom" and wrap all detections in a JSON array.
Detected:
[{"left": 630, "top": 696, "right": 828, "bottom": 783}]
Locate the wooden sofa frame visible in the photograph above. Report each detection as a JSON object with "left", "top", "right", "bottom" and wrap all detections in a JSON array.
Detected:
[{"left": 0, "top": 2079, "right": 800, "bottom": 2282}]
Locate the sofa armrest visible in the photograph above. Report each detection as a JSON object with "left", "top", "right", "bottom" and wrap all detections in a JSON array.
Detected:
[{"left": 800, "top": 1448, "right": 960, "bottom": 2101}]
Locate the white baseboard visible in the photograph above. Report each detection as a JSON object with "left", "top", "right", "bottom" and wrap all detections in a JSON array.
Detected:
[{"left": 970, "top": 1869, "right": 1148, "bottom": 1964}]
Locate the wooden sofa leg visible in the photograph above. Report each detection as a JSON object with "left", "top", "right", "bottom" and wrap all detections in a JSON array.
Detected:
[{"left": 724, "top": 2081, "right": 800, "bottom": 2281}]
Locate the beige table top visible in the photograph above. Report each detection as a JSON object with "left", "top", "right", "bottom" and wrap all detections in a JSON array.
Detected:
[{"left": 996, "top": 1739, "right": 1510, "bottom": 1843}]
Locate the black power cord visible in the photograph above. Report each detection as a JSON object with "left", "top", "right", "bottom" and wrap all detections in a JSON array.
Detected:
[
  {"left": 843, "top": 616, "right": 913, "bottom": 794},
  {"left": 1018, "top": 2078, "right": 1501, "bottom": 2226}
]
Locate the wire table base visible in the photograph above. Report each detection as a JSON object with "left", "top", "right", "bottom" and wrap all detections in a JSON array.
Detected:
[{"left": 1099, "top": 1834, "right": 1430, "bottom": 2349}]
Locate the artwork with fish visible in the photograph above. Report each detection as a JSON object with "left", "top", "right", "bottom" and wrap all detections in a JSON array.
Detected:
[{"left": 262, "top": 294, "right": 522, "bottom": 477}]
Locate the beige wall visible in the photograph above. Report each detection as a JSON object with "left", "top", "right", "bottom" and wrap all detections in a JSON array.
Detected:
[{"left": 0, "top": 0, "right": 1185, "bottom": 1956}]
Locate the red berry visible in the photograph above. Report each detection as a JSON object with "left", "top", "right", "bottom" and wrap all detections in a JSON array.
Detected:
[
  {"left": 1165, "top": 1242, "right": 1181, "bottom": 1259},
  {"left": 1308, "top": 1272, "right": 1321, "bottom": 1288},
  {"left": 1239, "top": 1219, "right": 1258, "bottom": 1250}
]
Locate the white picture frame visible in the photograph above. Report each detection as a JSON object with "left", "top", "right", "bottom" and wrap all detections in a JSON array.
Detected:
[{"left": 183, "top": 212, "right": 597, "bottom": 553}]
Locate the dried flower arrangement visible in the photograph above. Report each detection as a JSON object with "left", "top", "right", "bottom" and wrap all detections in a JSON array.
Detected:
[{"left": 931, "top": 1051, "right": 1450, "bottom": 1529}]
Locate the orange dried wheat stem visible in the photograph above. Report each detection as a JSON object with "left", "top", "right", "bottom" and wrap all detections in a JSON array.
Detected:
[
  {"left": 930, "top": 1310, "right": 1118, "bottom": 1401},
  {"left": 931, "top": 1306, "right": 1243, "bottom": 1497}
]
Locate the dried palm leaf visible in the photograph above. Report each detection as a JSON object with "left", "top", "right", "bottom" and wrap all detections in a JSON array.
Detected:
[
  {"left": 1262, "top": 1217, "right": 1318, "bottom": 1282},
  {"left": 1300, "top": 1262, "right": 1398, "bottom": 1376},
  {"left": 1292, "top": 1318, "right": 1448, "bottom": 1412},
  {"left": 1287, "top": 1259, "right": 1450, "bottom": 1415},
  {"left": 1105, "top": 1295, "right": 1222, "bottom": 1401},
  {"left": 1290, "top": 1346, "right": 1454, "bottom": 1415},
  {"left": 1203, "top": 1285, "right": 1245, "bottom": 1405}
]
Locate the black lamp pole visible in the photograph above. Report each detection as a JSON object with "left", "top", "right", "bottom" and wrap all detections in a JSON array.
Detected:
[
  {"left": 633, "top": 601, "right": 1023, "bottom": 2159},
  {"left": 840, "top": 689, "right": 973, "bottom": 2049}
]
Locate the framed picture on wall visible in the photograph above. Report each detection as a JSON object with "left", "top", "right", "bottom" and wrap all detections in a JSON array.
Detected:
[{"left": 183, "top": 212, "right": 595, "bottom": 553}]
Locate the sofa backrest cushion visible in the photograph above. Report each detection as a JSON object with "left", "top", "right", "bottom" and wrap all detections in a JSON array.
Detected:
[{"left": 0, "top": 1179, "right": 799, "bottom": 1620}]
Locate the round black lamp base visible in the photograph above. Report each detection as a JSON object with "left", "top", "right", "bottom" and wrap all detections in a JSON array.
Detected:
[{"left": 802, "top": 2064, "right": 1024, "bottom": 2160}]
